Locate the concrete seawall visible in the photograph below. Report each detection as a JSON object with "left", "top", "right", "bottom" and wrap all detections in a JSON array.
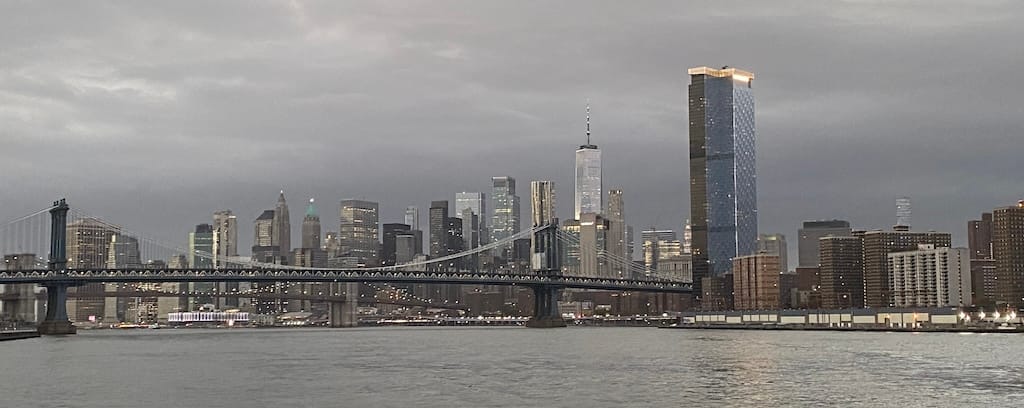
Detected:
[{"left": 0, "top": 331, "right": 41, "bottom": 341}]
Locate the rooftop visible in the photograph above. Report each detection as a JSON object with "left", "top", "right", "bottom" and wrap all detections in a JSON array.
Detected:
[{"left": 688, "top": 66, "right": 755, "bottom": 80}]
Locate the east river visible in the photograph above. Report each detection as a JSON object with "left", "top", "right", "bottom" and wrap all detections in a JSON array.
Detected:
[{"left": 1, "top": 327, "right": 1022, "bottom": 407}]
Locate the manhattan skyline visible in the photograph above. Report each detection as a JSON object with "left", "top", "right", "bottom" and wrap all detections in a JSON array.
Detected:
[{"left": 2, "top": 2, "right": 1022, "bottom": 260}]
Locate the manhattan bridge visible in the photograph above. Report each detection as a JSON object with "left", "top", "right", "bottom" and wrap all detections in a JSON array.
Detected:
[{"left": 0, "top": 200, "right": 691, "bottom": 335}]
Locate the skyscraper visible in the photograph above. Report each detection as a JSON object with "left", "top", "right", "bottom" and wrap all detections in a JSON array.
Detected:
[
  {"left": 819, "top": 236, "right": 864, "bottom": 309},
  {"left": 968, "top": 212, "right": 996, "bottom": 305},
  {"left": 273, "top": 191, "right": 291, "bottom": 262},
  {"left": 687, "top": 66, "right": 758, "bottom": 285},
  {"left": 455, "top": 192, "right": 487, "bottom": 248},
  {"left": 251, "top": 210, "right": 279, "bottom": 263},
  {"left": 339, "top": 199, "right": 379, "bottom": 266},
  {"left": 606, "top": 189, "right": 627, "bottom": 277},
  {"left": 993, "top": 201, "right": 1024, "bottom": 307},
  {"left": 405, "top": 206, "right": 420, "bottom": 230},
  {"left": 381, "top": 223, "right": 412, "bottom": 266},
  {"left": 798, "top": 220, "right": 852, "bottom": 268},
  {"left": 896, "top": 197, "right": 912, "bottom": 228},
  {"left": 211, "top": 210, "right": 240, "bottom": 308},
  {"left": 188, "top": 224, "right": 215, "bottom": 308},
  {"left": 968, "top": 213, "right": 993, "bottom": 260},
  {"left": 490, "top": 177, "right": 520, "bottom": 255},
  {"left": 67, "top": 218, "right": 120, "bottom": 322},
  {"left": 530, "top": 180, "right": 557, "bottom": 227},
  {"left": 574, "top": 104, "right": 602, "bottom": 219},
  {"left": 861, "top": 229, "right": 951, "bottom": 308},
  {"left": 756, "top": 233, "right": 788, "bottom": 273},
  {"left": 429, "top": 200, "right": 449, "bottom": 259},
  {"left": 301, "top": 199, "right": 321, "bottom": 250},
  {"left": 212, "top": 210, "right": 238, "bottom": 264}
]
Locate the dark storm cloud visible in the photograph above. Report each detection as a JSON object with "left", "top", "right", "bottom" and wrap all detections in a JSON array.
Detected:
[{"left": 2, "top": 1, "right": 1022, "bottom": 260}]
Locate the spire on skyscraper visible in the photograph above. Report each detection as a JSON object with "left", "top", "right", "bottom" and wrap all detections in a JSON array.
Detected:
[
  {"left": 306, "top": 198, "right": 317, "bottom": 218},
  {"left": 586, "top": 100, "right": 591, "bottom": 145}
]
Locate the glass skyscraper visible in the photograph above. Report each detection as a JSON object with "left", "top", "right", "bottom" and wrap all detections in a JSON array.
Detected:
[
  {"left": 688, "top": 66, "right": 758, "bottom": 281},
  {"left": 574, "top": 105, "right": 602, "bottom": 219},
  {"left": 490, "top": 177, "right": 520, "bottom": 256}
]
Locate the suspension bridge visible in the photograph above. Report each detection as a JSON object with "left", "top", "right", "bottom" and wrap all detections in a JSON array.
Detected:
[{"left": 0, "top": 200, "right": 691, "bottom": 335}]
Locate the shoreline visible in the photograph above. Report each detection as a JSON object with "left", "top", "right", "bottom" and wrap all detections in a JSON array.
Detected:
[
  {"left": 0, "top": 330, "right": 42, "bottom": 341},
  {"left": 660, "top": 324, "right": 1024, "bottom": 334}
]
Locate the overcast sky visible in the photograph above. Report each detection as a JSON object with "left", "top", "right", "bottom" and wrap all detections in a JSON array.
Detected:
[{"left": 2, "top": 1, "right": 1022, "bottom": 264}]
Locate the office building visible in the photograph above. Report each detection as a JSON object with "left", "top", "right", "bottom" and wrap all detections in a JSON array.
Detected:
[
  {"left": 456, "top": 192, "right": 487, "bottom": 246},
  {"left": 797, "top": 220, "right": 851, "bottom": 268},
  {"left": 888, "top": 245, "right": 971, "bottom": 307},
  {"left": 251, "top": 210, "right": 280, "bottom": 263},
  {"left": 757, "top": 233, "right": 788, "bottom": 273},
  {"left": 968, "top": 212, "right": 993, "bottom": 259},
  {"left": 273, "top": 191, "right": 291, "bottom": 262},
  {"left": 382, "top": 223, "right": 412, "bottom": 266},
  {"left": 606, "top": 189, "right": 627, "bottom": 278},
  {"left": 2, "top": 254, "right": 42, "bottom": 323},
  {"left": 819, "top": 236, "right": 863, "bottom": 309},
  {"left": 301, "top": 199, "right": 321, "bottom": 250},
  {"left": 733, "top": 253, "right": 781, "bottom": 310},
  {"left": 339, "top": 199, "right": 379, "bottom": 266},
  {"left": 395, "top": 233, "right": 418, "bottom": 264},
  {"left": 66, "top": 218, "right": 120, "bottom": 322},
  {"left": 188, "top": 224, "right": 216, "bottom": 310},
  {"left": 212, "top": 210, "right": 238, "bottom": 264},
  {"left": 188, "top": 224, "right": 214, "bottom": 268},
  {"left": 576, "top": 213, "right": 611, "bottom": 277},
  {"left": 490, "top": 177, "right": 520, "bottom": 256},
  {"left": 429, "top": 200, "right": 449, "bottom": 259},
  {"left": 993, "top": 201, "right": 1024, "bottom": 307},
  {"left": 687, "top": 66, "right": 758, "bottom": 287},
  {"left": 575, "top": 104, "right": 602, "bottom": 219},
  {"left": 896, "top": 197, "right": 912, "bottom": 228},
  {"left": 405, "top": 206, "right": 420, "bottom": 231}
]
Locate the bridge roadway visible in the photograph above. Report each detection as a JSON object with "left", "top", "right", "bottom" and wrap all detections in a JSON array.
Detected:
[
  {"left": 0, "top": 268, "right": 693, "bottom": 293},
  {"left": 0, "top": 290, "right": 470, "bottom": 311}
]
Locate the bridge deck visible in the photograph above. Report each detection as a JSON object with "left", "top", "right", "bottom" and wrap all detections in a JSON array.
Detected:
[{"left": 0, "top": 269, "right": 692, "bottom": 293}]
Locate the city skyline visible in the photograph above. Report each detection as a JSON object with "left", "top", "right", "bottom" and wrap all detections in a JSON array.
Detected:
[{"left": 2, "top": 2, "right": 1022, "bottom": 266}]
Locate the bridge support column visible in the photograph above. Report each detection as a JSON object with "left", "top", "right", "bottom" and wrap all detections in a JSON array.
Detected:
[
  {"left": 38, "top": 283, "right": 76, "bottom": 335},
  {"left": 38, "top": 199, "right": 76, "bottom": 335},
  {"left": 526, "top": 285, "right": 565, "bottom": 328},
  {"left": 328, "top": 283, "right": 358, "bottom": 327},
  {"left": 328, "top": 301, "right": 357, "bottom": 327}
]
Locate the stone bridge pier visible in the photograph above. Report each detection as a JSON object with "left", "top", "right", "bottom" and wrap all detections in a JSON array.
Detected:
[{"left": 327, "top": 282, "right": 358, "bottom": 327}]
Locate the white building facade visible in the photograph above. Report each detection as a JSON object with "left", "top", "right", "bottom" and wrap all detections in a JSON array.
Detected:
[{"left": 887, "top": 245, "right": 971, "bottom": 308}]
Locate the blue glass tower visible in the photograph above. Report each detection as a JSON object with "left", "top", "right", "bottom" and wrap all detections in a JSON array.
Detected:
[{"left": 688, "top": 66, "right": 758, "bottom": 285}]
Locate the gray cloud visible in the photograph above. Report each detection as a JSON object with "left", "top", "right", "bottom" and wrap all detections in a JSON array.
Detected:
[{"left": 2, "top": 1, "right": 1022, "bottom": 262}]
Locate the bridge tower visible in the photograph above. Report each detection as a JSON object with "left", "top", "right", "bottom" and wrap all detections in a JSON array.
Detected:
[
  {"left": 526, "top": 223, "right": 566, "bottom": 328},
  {"left": 327, "top": 282, "right": 358, "bottom": 327},
  {"left": 37, "top": 199, "right": 77, "bottom": 335}
]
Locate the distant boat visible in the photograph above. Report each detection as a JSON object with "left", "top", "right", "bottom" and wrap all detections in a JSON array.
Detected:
[
  {"left": 148, "top": 323, "right": 161, "bottom": 329},
  {"left": 115, "top": 323, "right": 144, "bottom": 329}
]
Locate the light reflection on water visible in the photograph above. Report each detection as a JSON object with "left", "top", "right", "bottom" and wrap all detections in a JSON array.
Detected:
[{"left": 1, "top": 327, "right": 1022, "bottom": 407}]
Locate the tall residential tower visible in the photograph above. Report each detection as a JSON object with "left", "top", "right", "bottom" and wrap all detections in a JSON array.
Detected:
[{"left": 687, "top": 66, "right": 758, "bottom": 284}]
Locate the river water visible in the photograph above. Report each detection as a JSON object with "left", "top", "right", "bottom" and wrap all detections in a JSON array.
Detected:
[{"left": 1, "top": 327, "right": 1021, "bottom": 407}]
